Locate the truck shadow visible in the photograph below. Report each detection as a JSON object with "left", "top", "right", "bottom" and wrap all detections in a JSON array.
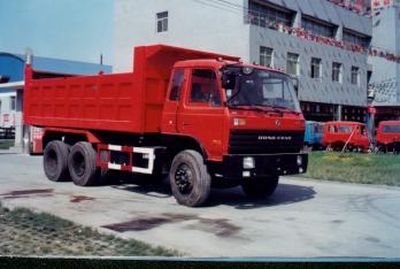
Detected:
[
  {"left": 110, "top": 175, "right": 316, "bottom": 209},
  {"left": 109, "top": 175, "right": 172, "bottom": 199},
  {"left": 206, "top": 183, "right": 316, "bottom": 209}
]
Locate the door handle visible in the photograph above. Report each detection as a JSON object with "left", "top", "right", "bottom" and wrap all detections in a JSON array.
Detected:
[{"left": 182, "top": 122, "right": 191, "bottom": 126}]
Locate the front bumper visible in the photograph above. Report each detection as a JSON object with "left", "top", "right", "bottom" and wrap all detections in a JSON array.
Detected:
[{"left": 209, "top": 153, "right": 308, "bottom": 180}]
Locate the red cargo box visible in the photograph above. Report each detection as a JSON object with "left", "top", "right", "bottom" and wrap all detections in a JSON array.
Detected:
[{"left": 24, "top": 44, "right": 239, "bottom": 134}]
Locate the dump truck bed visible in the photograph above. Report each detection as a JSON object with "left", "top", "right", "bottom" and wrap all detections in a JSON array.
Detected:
[{"left": 23, "top": 44, "right": 239, "bottom": 134}]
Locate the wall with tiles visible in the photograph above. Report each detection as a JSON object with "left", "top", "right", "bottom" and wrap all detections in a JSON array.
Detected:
[{"left": 250, "top": 26, "right": 369, "bottom": 106}]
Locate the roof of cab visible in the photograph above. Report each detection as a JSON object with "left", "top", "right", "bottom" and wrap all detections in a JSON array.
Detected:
[
  {"left": 173, "top": 59, "right": 287, "bottom": 75},
  {"left": 378, "top": 120, "right": 400, "bottom": 126},
  {"left": 325, "top": 121, "right": 366, "bottom": 126}
]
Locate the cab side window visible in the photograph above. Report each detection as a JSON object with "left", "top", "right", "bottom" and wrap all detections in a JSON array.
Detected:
[
  {"left": 169, "top": 69, "right": 184, "bottom": 101},
  {"left": 190, "top": 69, "right": 221, "bottom": 106}
]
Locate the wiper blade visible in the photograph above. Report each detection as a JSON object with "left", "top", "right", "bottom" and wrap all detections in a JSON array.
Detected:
[
  {"left": 228, "top": 104, "right": 301, "bottom": 115},
  {"left": 228, "top": 104, "right": 282, "bottom": 114},
  {"left": 270, "top": 105, "right": 302, "bottom": 115}
]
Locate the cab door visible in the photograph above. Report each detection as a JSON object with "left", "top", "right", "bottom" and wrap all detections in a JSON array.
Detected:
[
  {"left": 161, "top": 68, "right": 186, "bottom": 133},
  {"left": 177, "top": 68, "right": 227, "bottom": 161}
]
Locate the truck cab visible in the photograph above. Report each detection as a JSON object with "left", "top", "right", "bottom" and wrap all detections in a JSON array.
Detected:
[
  {"left": 162, "top": 59, "right": 307, "bottom": 201},
  {"left": 304, "top": 121, "right": 324, "bottom": 149}
]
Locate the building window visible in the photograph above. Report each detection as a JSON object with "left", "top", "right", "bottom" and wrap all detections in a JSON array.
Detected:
[
  {"left": 260, "top": 46, "right": 273, "bottom": 67},
  {"left": 10, "top": 96, "right": 16, "bottom": 111},
  {"left": 343, "top": 29, "right": 369, "bottom": 47},
  {"left": 332, "top": 62, "right": 342, "bottom": 83},
  {"left": 311, "top": 58, "right": 322, "bottom": 78},
  {"left": 248, "top": 1, "right": 293, "bottom": 27},
  {"left": 287, "top": 53, "right": 299, "bottom": 76},
  {"left": 156, "top": 11, "right": 168, "bottom": 32},
  {"left": 351, "top": 66, "right": 360, "bottom": 86},
  {"left": 302, "top": 16, "right": 335, "bottom": 38}
]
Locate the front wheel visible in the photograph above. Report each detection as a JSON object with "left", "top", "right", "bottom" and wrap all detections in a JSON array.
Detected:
[
  {"left": 241, "top": 176, "right": 279, "bottom": 198},
  {"left": 169, "top": 150, "right": 211, "bottom": 207}
]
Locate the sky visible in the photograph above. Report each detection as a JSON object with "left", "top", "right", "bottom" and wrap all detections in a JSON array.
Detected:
[{"left": 0, "top": 0, "right": 113, "bottom": 65}]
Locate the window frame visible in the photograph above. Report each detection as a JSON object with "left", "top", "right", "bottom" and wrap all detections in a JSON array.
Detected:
[
  {"left": 351, "top": 66, "right": 360, "bottom": 86},
  {"left": 310, "top": 57, "right": 322, "bottom": 79},
  {"left": 286, "top": 52, "right": 300, "bottom": 77},
  {"left": 259, "top": 46, "right": 273, "bottom": 67},
  {"left": 343, "top": 28, "right": 369, "bottom": 47},
  {"left": 187, "top": 68, "right": 222, "bottom": 108},
  {"left": 302, "top": 16, "right": 336, "bottom": 38},
  {"left": 248, "top": 1, "right": 293, "bottom": 27},
  {"left": 156, "top": 11, "right": 168, "bottom": 33},
  {"left": 10, "top": 96, "right": 16, "bottom": 111},
  {"left": 332, "top": 62, "right": 343, "bottom": 83},
  {"left": 168, "top": 68, "right": 185, "bottom": 102}
]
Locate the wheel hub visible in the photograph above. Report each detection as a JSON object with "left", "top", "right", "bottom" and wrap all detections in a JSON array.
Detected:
[
  {"left": 72, "top": 153, "right": 86, "bottom": 177},
  {"left": 46, "top": 149, "right": 58, "bottom": 172},
  {"left": 175, "top": 164, "right": 193, "bottom": 194}
]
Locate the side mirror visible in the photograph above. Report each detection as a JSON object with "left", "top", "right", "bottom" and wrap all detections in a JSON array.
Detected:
[{"left": 222, "top": 72, "right": 236, "bottom": 90}]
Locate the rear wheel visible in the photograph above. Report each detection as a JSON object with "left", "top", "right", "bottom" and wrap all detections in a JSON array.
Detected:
[
  {"left": 43, "top": 141, "right": 70, "bottom": 182},
  {"left": 241, "top": 176, "right": 279, "bottom": 198},
  {"left": 169, "top": 150, "right": 211, "bottom": 207},
  {"left": 68, "top": 142, "right": 98, "bottom": 186}
]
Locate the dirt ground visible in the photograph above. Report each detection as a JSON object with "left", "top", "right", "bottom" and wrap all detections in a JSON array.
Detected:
[{"left": 1, "top": 154, "right": 400, "bottom": 257}]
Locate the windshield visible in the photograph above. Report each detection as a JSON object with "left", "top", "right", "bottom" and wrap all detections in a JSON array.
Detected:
[
  {"left": 338, "top": 126, "right": 354, "bottom": 133},
  {"left": 315, "top": 124, "right": 324, "bottom": 134},
  {"left": 223, "top": 66, "right": 301, "bottom": 113},
  {"left": 383, "top": 125, "right": 400, "bottom": 133}
]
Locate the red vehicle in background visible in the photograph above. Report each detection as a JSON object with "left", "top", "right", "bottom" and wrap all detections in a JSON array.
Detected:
[
  {"left": 23, "top": 44, "right": 308, "bottom": 207},
  {"left": 323, "top": 121, "right": 369, "bottom": 152},
  {"left": 375, "top": 121, "right": 400, "bottom": 153},
  {"left": 29, "top": 126, "right": 44, "bottom": 154}
]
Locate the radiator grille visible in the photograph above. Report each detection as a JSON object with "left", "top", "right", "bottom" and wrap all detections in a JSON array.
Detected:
[{"left": 229, "top": 130, "right": 304, "bottom": 154}]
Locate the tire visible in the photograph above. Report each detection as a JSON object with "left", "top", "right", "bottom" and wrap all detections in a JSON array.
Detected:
[
  {"left": 241, "top": 176, "right": 279, "bottom": 199},
  {"left": 68, "top": 142, "right": 98, "bottom": 186},
  {"left": 333, "top": 143, "right": 344, "bottom": 152},
  {"left": 169, "top": 150, "right": 211, "bottom": 207},
  {"left": 43, "top": 141, "right": 70, "bottom": 182}
]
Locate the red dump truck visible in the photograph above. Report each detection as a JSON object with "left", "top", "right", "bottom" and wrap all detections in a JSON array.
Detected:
[{"left": 24, "top": 44, "right": 307, "bottom": 206}]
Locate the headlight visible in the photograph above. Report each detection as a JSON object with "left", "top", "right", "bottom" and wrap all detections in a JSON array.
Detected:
[
  {"left": 297, "top": 155, "right": 303, "bottom": 166},
  {"left": 243, "top": 157, "right": 255, "bottom": 169},
  {"left": 233, "top": 118, "right": 246, "bottom": 126}
]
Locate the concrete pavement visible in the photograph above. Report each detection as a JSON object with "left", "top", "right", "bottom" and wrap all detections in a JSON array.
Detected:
[{"left": 0, "top": 153, "right": 399, "bottom": 257}]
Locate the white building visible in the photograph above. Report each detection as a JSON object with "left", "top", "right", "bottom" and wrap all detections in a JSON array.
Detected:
[{"left": 114, "top": 0, "right": 372, "bottom": 122}]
